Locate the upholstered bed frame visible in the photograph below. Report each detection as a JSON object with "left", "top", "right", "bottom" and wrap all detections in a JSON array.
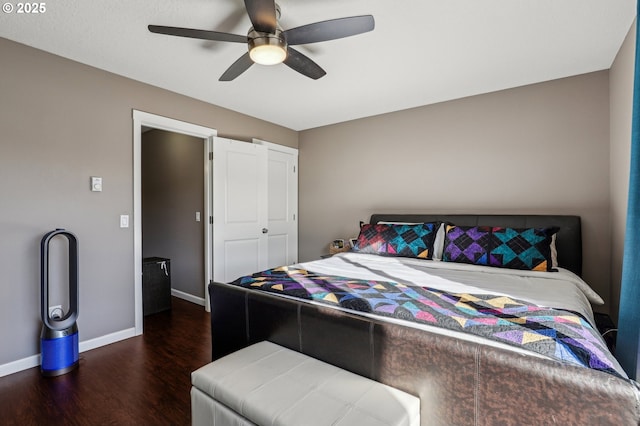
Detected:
[{"left": 209, "top": 214, "right": 640, "bottom": 425}]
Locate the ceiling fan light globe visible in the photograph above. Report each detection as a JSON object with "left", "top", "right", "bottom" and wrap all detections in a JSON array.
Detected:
[
  {"left": 248, "top": 28, "right": 287, "bottom": 66},
  {"left": 250, "top": 44, "right": 287, "bottom": 65}
]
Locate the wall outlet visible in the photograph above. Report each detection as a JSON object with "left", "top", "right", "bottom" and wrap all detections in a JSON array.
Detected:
[{"left": 49, "top": 305, "right": 63, "bottom": 319}]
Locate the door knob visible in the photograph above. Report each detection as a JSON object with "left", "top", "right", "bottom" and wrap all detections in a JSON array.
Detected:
[{"left": 262, "top": 228, "right": 269, "bottom": 234}]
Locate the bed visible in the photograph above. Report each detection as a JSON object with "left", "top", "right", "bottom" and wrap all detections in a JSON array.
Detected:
[{"left": 208, "top": 214, "right": 640, "bottom": 425}]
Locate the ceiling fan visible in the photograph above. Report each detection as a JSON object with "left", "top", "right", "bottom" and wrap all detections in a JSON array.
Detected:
[{"left": 148, "top": 0, "right": 375, "bottom": 81}]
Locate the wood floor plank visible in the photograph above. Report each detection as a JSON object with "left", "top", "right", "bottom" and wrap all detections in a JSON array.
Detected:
[{"left": 0, "top": 298, "right": 211, "bottom": 425}]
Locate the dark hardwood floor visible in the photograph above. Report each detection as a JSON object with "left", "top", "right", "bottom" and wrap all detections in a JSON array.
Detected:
[{"left": 0, "top": 297, "right": 211, "bottom": 425}]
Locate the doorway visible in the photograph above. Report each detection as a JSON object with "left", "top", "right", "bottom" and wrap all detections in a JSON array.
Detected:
[
  {"left": 142, "top": 129, "right": 206, "bottom": 304},
  {"left": 133, "top": 111, "right": 216, "bottom": 336}
]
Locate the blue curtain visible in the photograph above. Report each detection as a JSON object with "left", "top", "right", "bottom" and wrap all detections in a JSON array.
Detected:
[{"left": 617, "top": 5, "right": 640, "bottom": 380}]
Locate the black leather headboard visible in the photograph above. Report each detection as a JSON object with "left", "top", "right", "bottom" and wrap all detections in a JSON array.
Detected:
[{"left": 369, "top": 214, "right": 582, "bottom": 276}]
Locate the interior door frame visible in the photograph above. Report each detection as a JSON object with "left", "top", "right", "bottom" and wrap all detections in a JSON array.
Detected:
[{"left": 132, "top": 110, "right": 217, "bottom": 335}]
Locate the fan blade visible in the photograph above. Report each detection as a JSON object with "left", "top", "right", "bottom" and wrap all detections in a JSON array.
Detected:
[
  {"left": 244, "top": 0, "right": 277, "bottom": 33},
  {"left": 219, "top": 52, "right": 254, "bottom": 81},
  {"left": 284, "top": 47, "right": 326, "bottom": 80},
  {"left": 284, "top": 15, "right": 375, "bottom": 45},
  {"left": 148, "top": 25, "right": 246, "bottom": 43}
]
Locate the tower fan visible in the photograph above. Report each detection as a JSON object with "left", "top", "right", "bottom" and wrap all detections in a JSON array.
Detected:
[{"left": 40, "top": 229, "right": 79, "bottom": 376}]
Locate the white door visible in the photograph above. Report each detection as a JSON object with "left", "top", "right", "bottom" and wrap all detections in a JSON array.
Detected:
[
  {"left": 213, "top": 137, "right": 268, "bottom": 284},
  {"left": 254, "top": 140, "right": 298, "bottom": 268}
]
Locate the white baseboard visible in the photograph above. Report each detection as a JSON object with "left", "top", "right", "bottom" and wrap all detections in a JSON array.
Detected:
[
  {"left": 0, "top": 327, "right": 136, "bottom": 378},
  {"left": 79, "top": 327, "right": 136, "bottom": 353},
  {"left": 171, "top": 288, "right": 205, "bottom": 306},
  {"left": 0, "top": 354, "right": 41, "bottom": 378}
]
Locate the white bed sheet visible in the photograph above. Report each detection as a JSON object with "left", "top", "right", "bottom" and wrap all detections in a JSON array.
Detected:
[{"left": 292, "top": 252, "right": 625, "bottom": 376}]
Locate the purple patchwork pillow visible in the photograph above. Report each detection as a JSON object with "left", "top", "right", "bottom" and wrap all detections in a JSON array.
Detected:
[{"left": 442, "top": 225, "right": 558, "bottom": 271}]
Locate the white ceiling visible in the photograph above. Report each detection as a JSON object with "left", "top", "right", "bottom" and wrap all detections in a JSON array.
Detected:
[{"left": 0, "top": 0, "right": 636, "bottom": 131}]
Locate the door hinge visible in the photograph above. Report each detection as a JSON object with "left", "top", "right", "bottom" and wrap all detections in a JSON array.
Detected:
[
  {"left": 209, "top": 216, "right": 213, "bottom": 224},
  {"left": 293, "top": 165, "right": 296, "bottom": 173},
  {"left": 293, "top": 213, "right": 296, "bottom": 220},
  {"left": 209, "top": 152, "right": 213, "bottom": 161}
]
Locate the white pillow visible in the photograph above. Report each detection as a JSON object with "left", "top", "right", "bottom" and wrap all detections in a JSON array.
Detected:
[
  {"left": 432, "top": 223, "right": 446, "bottom": 261},
  {"left": 551, "top": 233, "right": 558, "bottom": 269}
]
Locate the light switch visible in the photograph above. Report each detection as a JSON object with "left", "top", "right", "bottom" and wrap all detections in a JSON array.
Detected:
[
  {"left": 120, "top": 215, "right": 129, "bottom": 228},
  {"left": 91, "top": 176, "right": 103, "bottom": 192},
  {"left": 196, "top": 212, "right": 201, "bottom": 222}
]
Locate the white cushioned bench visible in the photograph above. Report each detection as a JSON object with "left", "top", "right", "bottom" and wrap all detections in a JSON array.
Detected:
[{"left": 191, "top": 341, "right": 420, "bottom": 426}]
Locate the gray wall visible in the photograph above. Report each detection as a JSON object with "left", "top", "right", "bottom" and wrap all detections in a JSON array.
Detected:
[
  {"left": 0, "top": 37, "right": 297, "bottom": 367},
  {"left": 299, "top": 71, "right": 612, "bottom": 313},
  {"left": 142, "top": 129, "right": 205, "bottom": 299},
  {"left": 610, "top": 20, "right": 636, "bottom": 322}
]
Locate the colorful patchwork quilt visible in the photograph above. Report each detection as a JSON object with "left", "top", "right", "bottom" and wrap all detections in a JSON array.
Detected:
[{"left": 231, "top": 266, "right": 620, "bottom": 377}]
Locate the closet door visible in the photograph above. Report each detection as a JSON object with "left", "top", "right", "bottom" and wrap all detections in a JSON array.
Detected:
[
  {"left": 213, "top": 137, "right": 268, "bottom": 283},
  {"left": 254, "top": 140, "right": 298, "bottom": 268}
]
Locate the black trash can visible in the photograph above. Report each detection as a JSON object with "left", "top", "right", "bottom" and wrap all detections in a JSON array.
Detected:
[{"left": 142, "top": 257, "right": 172, "bottom": 316}]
